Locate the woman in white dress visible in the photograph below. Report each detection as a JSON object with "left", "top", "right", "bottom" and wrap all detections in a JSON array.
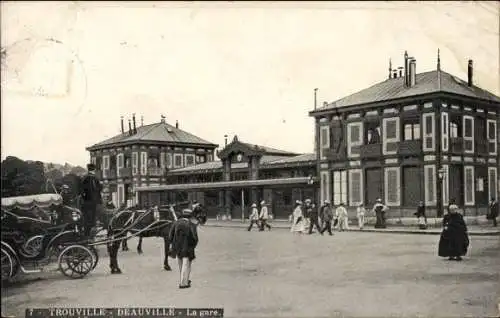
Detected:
[{"left": 291, "top": 200, "right": 305, "bottom": 234}]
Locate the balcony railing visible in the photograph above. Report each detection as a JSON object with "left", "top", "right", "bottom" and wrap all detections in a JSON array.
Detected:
[
  {"left": 324, "top": 147, "right": 347, "bottom": 161},
  {"left": 119, "top": 167, "right": 132, "bottom": 178},
  {"left": 102, "top": 169, "right": 116, "bottom": 179},
  {"left": 450, "top": 137, "right": 463, "bottom": 154},
  {"left": 148, "top": 167, "right": 164, "bottom": 177},
  {"left": 397, "top": 140, "right": 422, "bottom": 156},
  {"left": 360, "top": 143, "right": 382, "bottom": 159},
  {"left": 476, "top": 139, "right": 488, "bottom": 156}
]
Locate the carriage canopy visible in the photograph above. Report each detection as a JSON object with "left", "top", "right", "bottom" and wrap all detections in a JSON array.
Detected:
[{"left": 1, "top": 193, "right": 63, "bottom": 211}]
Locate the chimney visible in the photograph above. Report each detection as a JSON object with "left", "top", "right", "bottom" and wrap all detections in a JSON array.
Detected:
[
  {"left": 224, "top": 134, "right": 228, "bottom": 147},
  {"left": 120, "top": 116, "right": 124, "bottom": 134},
  {"left": 398, "top": 67, "right": 403, "bottom": 78},
  {"left": 467, "top": 59, "right": 473, "bottom": 86},
  {"left": 128, "top": 119, "right": 132, "bottom": 136},
  {"left": 175, "top": 120, "right": 179, "bottom": 129},
  {"left": 393, "top": 70, "right": 398, "bottom": 78},
  {"left": 404, "top": 51, "right": 409, "bottom": 86},
  {"left": 323, "top": 101, "right": 328, "bottom": 107},
  {"left": 160, "top": 115, "right": 166, "bottom": 123},
  {"left": 388, "top": 58, "right": 392, "bottom": 79},
  {"left": 132, "top": 113, "right": 137, "bottom": 134},
  {"left": 141, "top": 115, "right": 144, "bottom": 126},
  {"left": 410, "top": 59, "right": 416, "bottom": 86}
]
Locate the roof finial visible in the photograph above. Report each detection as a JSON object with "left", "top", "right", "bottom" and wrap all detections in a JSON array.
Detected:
[
  {"left": 437, "top": 48, "right": 441, "bottom": 71},
  {"left": 388, "top": 58, "right": 392, "bottom": 79}
]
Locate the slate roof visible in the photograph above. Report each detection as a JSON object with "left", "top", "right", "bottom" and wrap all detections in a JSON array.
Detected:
[
  {"left": 315, "top": 70, "right": 500, "bottom": 112},
  {"left": 169, "top": 153, "right": 316, "bottom": 174},
  {"left": 87, "top": 121, "right": 218, "bottom": 150},
  {"left": 241, "top": 142, "right": 298, "bottom": 156}
]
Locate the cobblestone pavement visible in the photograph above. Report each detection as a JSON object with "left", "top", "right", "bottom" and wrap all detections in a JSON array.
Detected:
[{"left": 2, "top": 227, "right": 499, "bottom": 318}]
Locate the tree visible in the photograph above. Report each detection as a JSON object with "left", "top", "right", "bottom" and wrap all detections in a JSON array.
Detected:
[{"left": 1, "top": 156, "right": 46, "bottom": 197}]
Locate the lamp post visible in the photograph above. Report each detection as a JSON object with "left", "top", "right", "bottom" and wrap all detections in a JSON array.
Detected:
[{"left": 437, "top": 167, "right": 446, "bottom": 217}]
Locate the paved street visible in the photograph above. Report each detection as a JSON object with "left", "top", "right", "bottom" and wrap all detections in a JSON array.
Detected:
[{"left": 2, "top": 227, "right": 499, "bottom": 318}]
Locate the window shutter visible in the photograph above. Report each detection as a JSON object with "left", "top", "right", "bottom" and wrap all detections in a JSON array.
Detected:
[
  {"left": 464, "top": 166, "right": 475, "bottom": 205},
  {"left": 442, "top": 112, "right": 449, "bottom": 152},
  {"left": 349, "top": 169, "right": 363, "bottom": 206}
]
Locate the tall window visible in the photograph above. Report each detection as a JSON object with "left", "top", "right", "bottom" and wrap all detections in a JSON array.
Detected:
[
  {"left": 424, "top": 165, "right": 436, "bottom": 206},
  {"left": 320, "top": 171, "right": 330, "bottom": 204},
  {"left": 463, "top": 115, "right": 474, "bottom": 153},
  {"left": 332, "top": 170, "right": 347, "bottom": 205},
  {"left": 185, "top": 154, "right": 195, "bottom": 166},
  {"left": 422, "top": 113, "right": 435, "bottom": 151},
  {"left": 487, "top": 119, "right": 497, "bottom": 155},
  {"left": 489, "top": 167, "right": 498, "bottom": 201},
  {"left": 450, "top": 122, "right": 459, "bottom": 138},
  {"left": 174, "top": 154, "right": 183, "bottom": 168},
  {"left": 102, "top": 155, "right": 110, "bottom": 178},
  {"left": 347, "top": 122, "right": 363, "bottom": 158},
  {"left": 384, "top": 167, "right": 401, "bottom": 206},
  {"left": 383, "top": 117, "right": 400, "bottom": 155},
  {"left": 320, "top": 125, "right": 330, "bottom": 160},
  {"left": 404, "top": 123, "right": 420, "bottom": 141},
  {"left": 464, "top": 166, "right": 475, "bottom": 205},
  {"left": 166, "top": 153, "right": 172, "bottom": 168},
  {"left": 441, "top": 112, "right": 449, "bottom": 151},
  {"left": 116, "top": 154, "right": 124, "bottom": 177},
  {"left": 140, "top": 152, "right": 148, "bottom": 175},
  {"left": 349, "top": 169, "right": 363, "bottom": 206},
  {"left": 132, "top": 152, "right": 138, "bottom": 175}
]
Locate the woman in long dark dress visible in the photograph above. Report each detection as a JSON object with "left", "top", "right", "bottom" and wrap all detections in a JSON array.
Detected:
[
  {"left": 438, "top": 200, "right": 469, "bottom": 261},
  {"left": 168, "top": 209, "right": 199, "bottom": 289}
]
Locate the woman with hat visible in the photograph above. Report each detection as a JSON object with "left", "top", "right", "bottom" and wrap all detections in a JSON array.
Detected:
[
  {"left": 247, "top": 203, "right": 260, "bottom": 231},
  {"left": 438, "top": 199, "right": 469, "bottom": 261},
  {"left": 168, "top": 208, "right": 199, "bottom": 289},
  {"left": 290, "top": 200, "right": 305, "bottom": 234}
]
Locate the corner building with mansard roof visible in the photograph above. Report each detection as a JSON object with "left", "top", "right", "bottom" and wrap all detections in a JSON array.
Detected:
[
  {"left": 309, "top": 51, "right": 500, "bottom": 218},
  {"left": 86, "top": 115, "right": 218, "bottom": 208}
]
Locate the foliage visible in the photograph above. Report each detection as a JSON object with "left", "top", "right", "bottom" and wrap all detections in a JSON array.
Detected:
[{"left": 1, "top": 156, "right": 46, "bottom": 197}]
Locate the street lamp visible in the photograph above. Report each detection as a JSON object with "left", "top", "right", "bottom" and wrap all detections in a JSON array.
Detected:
[{"left": 437, "top": 167, "right": 446, "bottom": 217}]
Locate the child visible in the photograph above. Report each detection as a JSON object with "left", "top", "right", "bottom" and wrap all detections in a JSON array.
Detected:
[{"left": 357, "top": 203, "right": 366, "bottom": 230}]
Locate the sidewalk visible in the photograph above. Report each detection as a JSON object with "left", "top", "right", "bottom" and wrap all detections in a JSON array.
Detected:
[{"left": 203, "top": 219, "right": 500, "bottom": 236}]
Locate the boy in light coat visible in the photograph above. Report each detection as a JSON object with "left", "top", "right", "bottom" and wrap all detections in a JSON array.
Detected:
[
  {"left": 247, "top": 203, "right": 260, "bottom": 231},
  {"left": 259, "top": 200, "right": 272, "bottom": 231}
]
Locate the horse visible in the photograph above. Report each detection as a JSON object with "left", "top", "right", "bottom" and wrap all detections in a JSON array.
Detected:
[{"left": 106, "top": 204, "right": 207, "bottom": 274}]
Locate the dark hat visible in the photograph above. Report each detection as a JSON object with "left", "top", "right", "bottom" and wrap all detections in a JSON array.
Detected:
[{"left": 87, "top": 163, "right": 96, "bottom": 171}]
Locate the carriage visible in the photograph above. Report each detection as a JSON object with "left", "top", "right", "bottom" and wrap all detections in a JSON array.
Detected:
[{"left": 1, "top": 193, "right": 99, "bottom": 282}]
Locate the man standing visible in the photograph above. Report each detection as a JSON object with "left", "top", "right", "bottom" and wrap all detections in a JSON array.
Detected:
[
  {"left": 168, "top": 209, "right": 199, "bottom": 289},
  {"left": 320, "top": 201, "right": 334, "bottom": 236},
  {"left": 247, "top": 203, "right": 259, "bottom": 231},
  {"left": 308, "top": 200, "right": 322, "bottom": 235},
  {"left": 373, "top": 198, "right": 388, "bottom": 229},
  {"left": 487, "top": 198, "right": 498, "bottom": 227},
  {"left": 259, "top": 200, "right": 271, "bottom": 231},
  {"left": 79, "top": 163, "right": 103, "bottom": 237},
  {"left": 335, "top": 202, "right": 349, "bottom": 231}
]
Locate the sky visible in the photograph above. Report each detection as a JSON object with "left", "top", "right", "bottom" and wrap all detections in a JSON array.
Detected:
[{"left": 1, "top": 1, "right": 499, "bottom": 167}]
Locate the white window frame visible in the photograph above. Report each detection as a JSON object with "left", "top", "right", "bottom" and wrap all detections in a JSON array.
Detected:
[
  {"left": 332, "top": 170, "right": 347, "bottom": 206},
  {"left": 348, "top": 169, "right": 363, "bottom": 206},
  {"left": 424, "top": 165, "right": 437, "bottom": 206},
  {"left": 166, "top": 153, "right": 173, "bottom": 168},
  {"left": 320, "top": 125, "right": 330, "bottom": 160},
  {"left": 382, "top": 117, "right": 400, "bottom": 155},
  {"left": 347, "top": 122, "right": 363, "bottom": 158},
  {"left": 441, "top": 112, "right": 449, "bottom": 152},
  {"left": 384, "top": 167, "right": 401, "bottom": 206},
  {"left": 442, "top": 164, "right": 449, "bottom": 206},
  {"left": 117, "top": 184, "right": 125, "bottom": 206},
  {"left": 184, "top": 154, "right": 196, "bottom": 167},
  {"left": 464, "top": 166, "right": 475, "bottom": 206},
  {"left": 102, "top": 155, "right": 110, "bottom": 178},
  {"left": 488, "top": 167, "right": 498, "bottom": 201},
  {"left": 462, "top": 115, "right": 474, "bottom": 154},
  {"left": 140, "top": 152, "right": 147, "bottom": 175},
  {"left": 487, "top": 119, "right": 497, "bottom": 155},
  {"left": 116, "top": 153, "right": 124, "bottom": 177},
  {"left": 174, "top": 154, "right": 183, "bottom": 168},
  {"left": 320, "top": 170, "right": 330, "bottom": 204},
  {"left": 160, "top": 152, "right": 165, "bottom": 169},
  {"left": 132, "top": 152, "right": 138, "bottom": 176},
  {"left": 422, "top": 113, "right": 435, "bottom": 152},
  {"left": 91, "top": 156, "right": 96, "bottom": 165}
]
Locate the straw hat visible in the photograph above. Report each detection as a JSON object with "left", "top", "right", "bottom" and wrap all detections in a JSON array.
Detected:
[{"left": 251, "top": 203, "right": 257, "bottom": 208}]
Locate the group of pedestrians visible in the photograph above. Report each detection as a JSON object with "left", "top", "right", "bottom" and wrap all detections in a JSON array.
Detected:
[{"left": 247, "top": 200, "right": 272, "bottom": 231}]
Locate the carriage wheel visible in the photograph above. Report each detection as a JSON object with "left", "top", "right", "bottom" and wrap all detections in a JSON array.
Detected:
[
  {"left": 1, "top": 247, "right": 14, "bottom": 281},
  {"left": 58, "top": 245, "right": 95, "bottom": 279},
  {"left": 88, "top": 245, "right": 99, "bottom": 270}
]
